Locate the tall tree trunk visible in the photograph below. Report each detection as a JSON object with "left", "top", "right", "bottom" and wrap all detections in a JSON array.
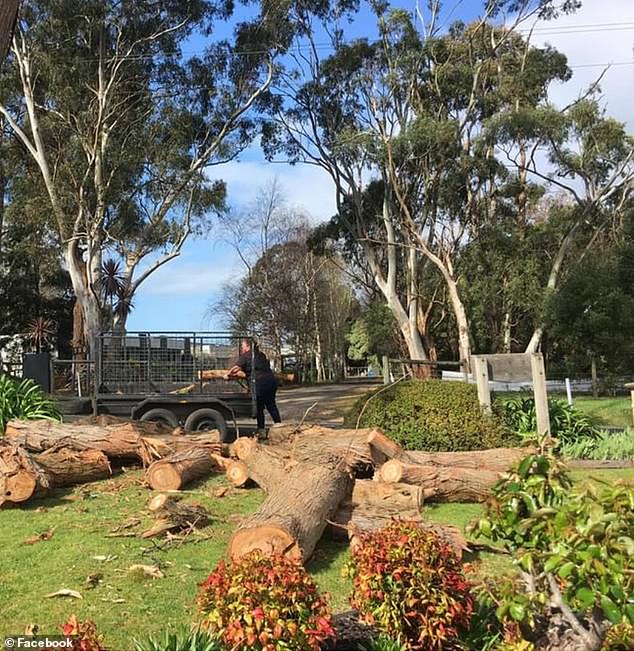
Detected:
[{"left": 445, "top": 268, "right": 471, "bottom": 373}]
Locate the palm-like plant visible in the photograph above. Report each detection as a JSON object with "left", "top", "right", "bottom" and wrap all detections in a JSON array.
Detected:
[{"left": 26, "top": 317, "right": 55, "bottom": 353}]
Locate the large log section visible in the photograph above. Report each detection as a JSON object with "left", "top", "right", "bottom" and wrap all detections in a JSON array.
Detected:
[
  {"left": 229, "top": 454, "right": 353, "bottom": 563},
  {"left": 377, "top": 459, "right": 500, "bottom": 502},
  {"left": 0, "top": 442, "right": 111, "bottom": 506},
  {"left": 145, "top": 447, "right": 217, "bottom": 491},
  {"left": 5, "top": 419, "right": 222, "bottom": 465}
]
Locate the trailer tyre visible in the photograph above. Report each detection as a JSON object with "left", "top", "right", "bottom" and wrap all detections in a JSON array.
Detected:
[
  {"left": 184, "top": 408, "right": 228, "bottom": 441},
  {"left": 140, "top": 408, "right": 179, "bottom": 428}
]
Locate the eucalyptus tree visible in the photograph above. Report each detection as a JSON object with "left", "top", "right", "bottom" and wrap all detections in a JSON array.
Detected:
[
  {"left": 265, "top": 0, "right": 576, "bottom": 368},
  {"left": 0, "top": 0, "right": 340, "bottom": 355}
]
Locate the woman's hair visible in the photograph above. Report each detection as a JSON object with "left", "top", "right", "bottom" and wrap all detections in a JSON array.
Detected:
[{"left": 240, "top": 338, "right": 259, "bottom": 352}]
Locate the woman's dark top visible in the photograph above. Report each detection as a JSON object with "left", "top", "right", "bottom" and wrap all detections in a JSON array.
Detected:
[{"left": 236, "top": 349, "right": 275, "bottom": 382}]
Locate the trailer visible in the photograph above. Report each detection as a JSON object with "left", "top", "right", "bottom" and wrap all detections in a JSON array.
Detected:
[{"left": 92, "top": 332, "right": 256, "bottom": 441}]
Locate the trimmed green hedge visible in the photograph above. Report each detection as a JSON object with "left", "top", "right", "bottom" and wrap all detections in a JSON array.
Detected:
[{"left": 344, "top": 379, "right": 516, "bottom": 452}]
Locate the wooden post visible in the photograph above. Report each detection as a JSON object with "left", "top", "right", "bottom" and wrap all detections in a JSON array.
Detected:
[
  {"left": 382, "top": 355, "right": 390, "bottom": 385},
  {"left": 472, "top": 356, "right": 491, "bottom": 414},
  {"left": 625, "top": 383, "right": 634, "bottom": 427},
  {"left": 530, "top": 353, "right": 550, "bottom": 436},
  {"left": 591, "top": 357, "right": 598, "bottom": 398}
]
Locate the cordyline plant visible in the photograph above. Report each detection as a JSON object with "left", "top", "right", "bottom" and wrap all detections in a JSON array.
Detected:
[
  {"left": 344, "top": 520, "right": 474, "bottom": 650},
  {"left": 197, "top": 552, "right": 335, "bottom": 651},
  {"left": 469, "top": 452, "right": 634, "bottom": 651},
  {"left": 0, "top": 375, "right": 60, "bottom": 433}
]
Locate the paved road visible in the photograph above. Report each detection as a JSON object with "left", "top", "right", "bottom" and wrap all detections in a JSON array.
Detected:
[{"left": 274, "top": 382, "right": 378, "bottom": 428}]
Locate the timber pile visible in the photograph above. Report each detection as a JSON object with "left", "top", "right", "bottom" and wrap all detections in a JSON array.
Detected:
[
  {"left": 2, "top": 415, "right": 530, "bottom": 570},
  {"left": 216, "top": 423, "right": 531, "bottom": 562},
  {"left": 1, "top": 417, "right": 227, "bottom": 506}
]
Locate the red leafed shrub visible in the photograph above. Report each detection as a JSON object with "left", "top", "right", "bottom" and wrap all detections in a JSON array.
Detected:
[
  {"left": 61, "top": 615, "right": 106, "bottom": 651},
  {"left": 344, "top": 520, "right": 473, "bottom": 650},
  {"left": 197, "top": 551, "right": 335, "bottom": 651}
]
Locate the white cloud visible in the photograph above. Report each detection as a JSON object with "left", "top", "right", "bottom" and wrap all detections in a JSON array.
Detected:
[
  {"left": 139, "top": 260, "right": 241, "bottom": 297},
  {"left": 530, "top": 1, "right": 634, "bottom": 128},
  {"left": 208, "top": 157, "right": 337, "bottom": 222}
]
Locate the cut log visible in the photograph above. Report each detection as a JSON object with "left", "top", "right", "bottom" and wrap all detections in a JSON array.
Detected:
[
  {"left": 329, "top": 500, "right": 467, "bottom": 557},
  {"left": 377, "top": 460, "right": 500, "bottom": 502},
  {"left": 146, "top": 448, "right": 216, "bottom": 491},
  {"left": 350, "top": 480, "right": 424, "bottom": 510},
  {"left": 231, "top": 437, "right": 289, "bottom": 492},
  {"left": 226, "top": 460, "right": 250, "bottom": 488},
  {"left": 0, "top": 442, "right": 50, "bottom": 506},
  {"left": 142, "top": 494, "right": 210, "bottom": 538},
  {"left": 35, "top": 447, "right": 112, "bottom": 487},
  {"left": 366, "top": 429, "right": 415, "bottom": 463},
  {"left": 229, "top": 454, "right": 353, "bottom": 563},
  {"left": 5, "top": 419, "right": 223, "bottom": 465},
  {"left": 405, "top": 447, "right": 535, "bottom": 473}
]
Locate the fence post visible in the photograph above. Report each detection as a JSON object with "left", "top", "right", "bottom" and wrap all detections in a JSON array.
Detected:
[
  {"left": 472, "top": 356, "right": 491, "bottom": 414},
  {"left": 591, "top": 357, "right": 598, "bottom": 398},
  {"left": 531, "top": 353, "right": 551, "bottom": 436},
  {"left": 382, "top": 355, "right": 390, "bottom": 385}
]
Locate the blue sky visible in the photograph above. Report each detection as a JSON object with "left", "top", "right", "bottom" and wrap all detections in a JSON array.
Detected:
[{"left": 127, "top": 0, "right": 634, "bottom": 333}]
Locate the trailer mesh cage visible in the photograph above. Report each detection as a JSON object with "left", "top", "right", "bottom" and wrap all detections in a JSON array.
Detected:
[{"left": 97, "top": 332, "right": 254, "bottom": 396}]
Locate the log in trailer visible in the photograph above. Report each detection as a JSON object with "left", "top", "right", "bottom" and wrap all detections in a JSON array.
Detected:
[{"left": 91, "top": 332, "right": 256, "bottom": 442}]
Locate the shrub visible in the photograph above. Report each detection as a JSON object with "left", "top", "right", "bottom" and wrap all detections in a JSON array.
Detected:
[
  {"left": 497, "top": 394, "right": 598, "bottom": 446},
  {"left": 360, "top": 635, "right": 408, "bottom": 651},
  {"left": 344, "top": 520, "right": 473, "bottom": 650},
  {"left": 197, "top": 552, "right": 335, "bottom": 651},
  {"left": 61, "top": 615, "right": 106, "bottom": 651},
  {"left": 344, "top": 380, "right": 514, "bottom": 451},
  {"left": 470, "top": 452, "right": 634, "bottom": 651},
  {"left": 561, "top": 429, "right": 634, "bottom": 461},
  {"left": 0, "top": 375, "right": 60, "bottom": 433},
  {"left": 133, "top": 627, "right": 221, "bottom": 651}
]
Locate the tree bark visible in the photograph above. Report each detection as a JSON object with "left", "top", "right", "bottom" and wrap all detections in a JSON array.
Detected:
[
  {"left": 349, "top": 479, "right": 424, "bottom": 510},
  {"left": 35, "top": 447, "right": 111, "bottom": 487},
  {"left": 231, "top": 436, "right": 289, "bottom": 492},
  {"left": 145, "top": 447, "right": 217, "bottom": 491},
  {"left": 228, "top": 454, "right": 353, "bottom": 563},
  {"left": 0, "top": 441, "right": 50, "bottom": 506},
  {"left": 366, "top": 428, "right": 415, "bottom": 463},
  {"left": 405, "top": 447, "right": 534, "bottom": 473},
  {"left": 4, "top": 418, "right": 222, "bottom": 465},
  {"left": 377, "top": 460, "right": 500, "bottom": 502}
]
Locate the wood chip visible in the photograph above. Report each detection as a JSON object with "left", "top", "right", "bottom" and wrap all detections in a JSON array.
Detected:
[
  {"left": 44, "top": 589, "right": 83, "bottom": 599},
  {"left": 128, "top": 564, "right": 164, "bottom": 579}
]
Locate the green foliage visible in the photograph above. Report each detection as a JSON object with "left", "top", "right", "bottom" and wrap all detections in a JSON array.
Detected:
[
  {"left": 61, "top": 615, "right": 106, "bottom": 651},
  {"left": 561, "top": 429, "right": 634, "bottom": 461},
  {"left": 344, "top": 520, "right": 473, "bottom": 650},
  {"left": 360, "top": 634, "right": 408, "bottom": 651},
  {"left": 345, "top": 380, "right": 515, "bottom": 451},
  {"left": 497, "top": 394, "right": 597, "bottom": 445},
  {"left": 470, "top": 452, "right": 634, "bottom": 648},
  {"left": 133, "top": 627, "right": 221, "bottom": 651},
  {"left": 0, "top": 375, "right": 60, "bottom": 433},
  {"left": 197, "top": 552, "right": 335, "bottom": 651}
]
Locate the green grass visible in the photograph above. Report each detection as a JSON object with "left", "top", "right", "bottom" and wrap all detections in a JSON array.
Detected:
[
  {"left": 1, "top": 467, "right": 632, "bottom": 649},
  {"left": 571, "top": 396, "right": 633, "bottom": 428}
]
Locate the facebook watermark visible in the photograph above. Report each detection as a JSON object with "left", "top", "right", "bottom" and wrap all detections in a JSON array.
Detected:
[{"left": 4, "top": 638, "right": 73, "bottom": 649}]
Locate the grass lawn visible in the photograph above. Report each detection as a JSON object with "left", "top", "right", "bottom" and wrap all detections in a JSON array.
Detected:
[
  {"left": 572, "top": 396, "right": 633, "bottom": 428},
  {"left": 1, "top": 465, "right": 632, "bottom": 649}
]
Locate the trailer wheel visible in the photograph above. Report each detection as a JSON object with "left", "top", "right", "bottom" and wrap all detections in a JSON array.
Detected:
[
  {"left": 140, "top": 408, "right": 179, "bottom": 428},
  {"left": 184, "top": 408, "right": 228, "bottom": 441}
]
